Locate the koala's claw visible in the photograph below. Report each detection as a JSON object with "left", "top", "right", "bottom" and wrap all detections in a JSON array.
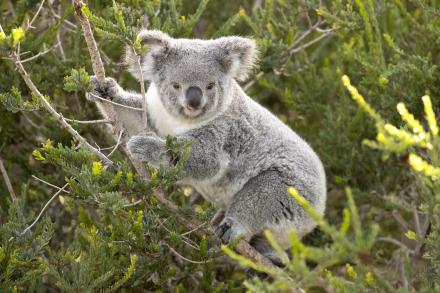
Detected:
[
  {"left": 86, "top": 76, "right": 120, "bottom": 102},
  {"left": 214, "top": 217, "right": 250, "bottom": 244}
]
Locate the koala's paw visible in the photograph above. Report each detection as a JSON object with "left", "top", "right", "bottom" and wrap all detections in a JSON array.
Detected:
[
  {"left": 86, "top": 76, "right": 121, "bottom": 102},
  {"left": 214, "top": 217, "right": 251, "bottom": 244},
  {"left": 127, "top": 133, "right": 165, "bottom": 163}
]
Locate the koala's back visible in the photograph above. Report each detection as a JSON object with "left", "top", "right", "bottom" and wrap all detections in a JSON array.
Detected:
[{"left": 186, "top": 83, "right": 326, "bottom": 218}]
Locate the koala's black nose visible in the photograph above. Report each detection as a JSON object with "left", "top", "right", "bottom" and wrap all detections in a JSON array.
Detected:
[{"left": 185, "top": 86, "right": 203, "bottom": 110}]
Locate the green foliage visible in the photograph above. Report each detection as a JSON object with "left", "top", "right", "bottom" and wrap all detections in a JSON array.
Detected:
[
  {"left": 0, "top": 87, "right": 39, "bottom": 113},
  {"left": 63, "top": 68, "right": 92, "bottom": 93},
  {"left": 0, "top": 0, "right": 439, "bottom": 292}
]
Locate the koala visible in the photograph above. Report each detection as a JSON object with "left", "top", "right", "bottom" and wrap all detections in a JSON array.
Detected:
[{"left": 87, "top": 30, "right": 326, "bottom": 263}]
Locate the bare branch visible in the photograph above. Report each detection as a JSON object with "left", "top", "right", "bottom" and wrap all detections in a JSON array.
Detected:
[
  {"left": 108, "top": 130, "right": 124, "bottom": 157},
  {"left": 64, "top": 118, "right": 114, "bottom": 124},
  {"left": 88, "top": 92, "right": 143, "bottom": 111},
  {"left": 27, "top": 0, "right": 46, "bottom": 31},
  {"left": 32, "top": 175, "right": 70, "bottom": 194},
  {"left": 20, "top": 42, "right": 61, "bottom": 63},
  {"left": 165, "top": 243, "right": 211, "bottom": 264},
  {"left": 135, "top": 51, "right": 148, "bottom": 132},
  {"left": 289, "top": 28, "right": 334, "bottom": 54},
  {"left": 0, "top": 157, "right": 17, "bottom": 202},
  {"left": 377, "top": 237, "right": 409, "bottom": 250},
  {"left": 392, "top": 210, "right": 411, "bottom": 232},
  {"left": 21, "top": 183, "right": 69, "bottom": 235},
  {"left": 72, "top": 0, "right": 106, "bottom": 88},
  {"left": 243, "top": 71, "right": 264, "bottom": 91},
  {"left": 11, "top": 51, "right": 114, "bottom": 167}
]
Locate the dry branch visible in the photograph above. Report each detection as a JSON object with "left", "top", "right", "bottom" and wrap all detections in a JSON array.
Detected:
[{"left": 21, "top": 183, "right": 69, "bottom": 235}]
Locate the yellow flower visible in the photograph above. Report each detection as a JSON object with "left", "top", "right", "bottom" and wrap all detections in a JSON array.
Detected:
[
  {"left": 378, "top": 75, "right": 389, "bottom": 85},
  {"left": 422, "top": 95, "right": 438, "bottom": 137},
  {"left": 408, "top": 154, "right": 440, "bottom": 178},
  {"left": 396, "top": 102, "right": 425, "bottom": 135},
  {"left": 366, "top": 272, "right": 374, "bottom": 285},
  {"left": 341, "top": 75, "right": 381, "bottom": 122},
  {"left": 346, "top": 264, "right": 357, "bottom": 279},
  {"left": 405, "top": 230, "right": 416, "bottom": 240},
  {"left": 92, "top": 161, "right": 103, "bottom": 176},
  {"left": 0, "top": 31, "right": 5, "bottom": 43},
  {"left": 11, "top": 27, "right": 25, "bottom": 46}
]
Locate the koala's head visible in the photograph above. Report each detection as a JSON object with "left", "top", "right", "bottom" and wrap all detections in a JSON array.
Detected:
[{"left": 126, "top": 30, "right": 257, "bottom": 121}]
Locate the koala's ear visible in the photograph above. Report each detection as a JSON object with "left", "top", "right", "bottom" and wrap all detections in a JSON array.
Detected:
[
  {"left": 126, "top": 30, "right": 172, "bottom": 81},
  {"left": 215, "top": 36, "right": 257, "bottom": 81}
]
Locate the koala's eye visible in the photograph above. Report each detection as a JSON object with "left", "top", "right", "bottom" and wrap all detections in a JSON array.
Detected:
[
  {"left": 172, "top": 83, "right": 181, "bottom": 90},
  {"left": 206, "top": 82, "right": 215, "bottom": 90}
]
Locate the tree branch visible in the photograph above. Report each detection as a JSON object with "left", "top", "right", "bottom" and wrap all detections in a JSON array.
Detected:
[
  {"left": 21, "top": 183, "right": 69, "bottom": 235},
  {"left": 11, "top": 51, "right": 114, "bottom": 167},
  {"left": 0, "top": 157, "right": 17, "bottom": 202}
]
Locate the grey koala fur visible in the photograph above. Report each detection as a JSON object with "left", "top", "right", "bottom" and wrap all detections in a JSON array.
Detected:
[{"left": 87, "top": 30, "right": 326, "bottom": 262}]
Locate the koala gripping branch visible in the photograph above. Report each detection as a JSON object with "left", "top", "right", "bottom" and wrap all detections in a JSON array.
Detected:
[{"left": 71, "top": 1, "right": 277, "bottom": 271}]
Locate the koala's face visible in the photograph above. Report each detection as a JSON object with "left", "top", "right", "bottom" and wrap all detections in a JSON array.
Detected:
[{"left": 127, "top": 31, "right": 256, "bottom": 121}]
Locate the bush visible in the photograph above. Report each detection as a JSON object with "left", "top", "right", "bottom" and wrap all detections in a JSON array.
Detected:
[{"left": 0, "top": 0, "right": 439, "bottom": 291}]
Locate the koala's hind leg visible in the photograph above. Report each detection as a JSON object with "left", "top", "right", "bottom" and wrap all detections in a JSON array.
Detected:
[{"left": 215, "top": 170, "right": 314, "bottom": 256}]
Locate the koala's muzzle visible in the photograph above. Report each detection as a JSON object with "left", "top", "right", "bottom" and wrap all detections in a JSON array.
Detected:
[{"left": 185, "top": 86, "right": 203, "bottom": 110}]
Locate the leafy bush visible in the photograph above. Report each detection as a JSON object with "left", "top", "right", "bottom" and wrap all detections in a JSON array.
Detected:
[{"left": 0, "top": 0, "right": 439, "bottom": 291}]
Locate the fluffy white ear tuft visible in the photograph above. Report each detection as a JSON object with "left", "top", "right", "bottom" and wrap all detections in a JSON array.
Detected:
[
  {"left": 125, "top": 30, "right": 172, "bottom": 81},
  {"left": 215, "top": 36, "right": 258, "bottom": 81}
]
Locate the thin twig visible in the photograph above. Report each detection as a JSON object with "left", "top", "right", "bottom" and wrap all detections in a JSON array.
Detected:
[
  {"left": 181, "top": 222, "right": 209, "bottom": 236},
  {"left": 56, "top": 34, "right": 66, "bottom": 61},
  {"left": 21, "top": 42, "right": 61, "bottom": 63},
  {"left": 64, "top": 118, "right": 113, "bottom": 124},
  {"left": 108, "top": 130, "right": 124, "bottom": 157},
  {"left": 243, "top": 71, "right": 264, "bottom": 91},
  {"left": 88, "top": 92, "right": 143, "bottom": 111},
  {"left": 32, "top": 175, "right": 70, "bottom": 194},
  {"left": 135, "top": 52, "right": 148, "bottom": 132},
  {"left": 0, "top": 157, "right": 17, "bottom": 202},
  {"left": 412, "top": 203, "right": 421, "bottom": 236},
  {"left": 27, "top": 0, "right": 46, "bottom": 31},
  {"left": 289, "top": 29, "right": 334, "bottom": 54},
  {"left": 123, "top": 199, "right": 143, "bottom": 208},
  {"left": 21, "top": 183, "right": 69, "bottom": 235},
  {"left": 377, "top": 237, "right": 409, "bottom": 250},
  {"left": 392, "top": 211, "right": 411, "bottom": 232},
  {"left": 165, "top": 243, "right": 210, "bottom": 264},
  {"left": 11, "top": 51, "right": 114, "bottom": 167}
]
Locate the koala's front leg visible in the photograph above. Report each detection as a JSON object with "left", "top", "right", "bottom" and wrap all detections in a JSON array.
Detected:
[
  {"left": 87, "top": 76, "right": 145, "bottom": 136},
  {"left": 87, "top": 76, "right": 143, "bottom": 108},
  {"left": 127, "top": 133, "right": 171, "bottom": 167}
]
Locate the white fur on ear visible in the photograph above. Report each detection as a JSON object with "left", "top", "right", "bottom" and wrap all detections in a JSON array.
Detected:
[
  {"left": 215, "top": 36, "right": 258, "bottom": 81},
  {"left": 126, "top": 30, "right": 172, "bottom": 81}
]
